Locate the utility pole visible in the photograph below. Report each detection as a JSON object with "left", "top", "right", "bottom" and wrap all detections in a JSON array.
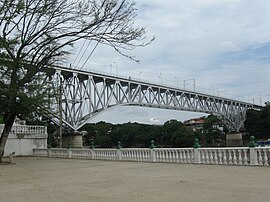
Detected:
[
  {"left": 183, "top": 78, "right": 196, "bottom": 91},
  {"left": 59, "top": 77, "right": 63, "bottom": 148}
]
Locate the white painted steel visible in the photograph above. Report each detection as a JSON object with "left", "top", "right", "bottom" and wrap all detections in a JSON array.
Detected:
[{"left": 46, "top": 66, "right": 262, "bottom": 132}]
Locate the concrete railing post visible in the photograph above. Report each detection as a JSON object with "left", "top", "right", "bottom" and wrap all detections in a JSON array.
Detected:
[
  {"left": 68, "top": 149, "right": 72, "bottom": 159},
  {"left": 90, "top": 149, "right": 95, "bottom": 160},
  {"left": 193, "top": 138, "right": 201, "bottom": 164},
  {"left": 150, "top": 149, "right": 156, "bottom": 162},
  {"left": 116, "top": 141, "right": 122, "bottom": 161},
  {"left": 194, "top": 149, "right": 201, "bottom": 164},
  {"left": 249, "top": 136, "right": 258, "bottom": 166},
  {"left": 150, "top": 140, "right": 156, "bottom": 162},
  {"left": 249, "top": 148, "right": 258, "bottom": 166},
  {"left": 116, "top": 149, "right": 122, "bottom": 161},
  {"left": 48, "top": 149, "right": 52, "bottom": 157}
]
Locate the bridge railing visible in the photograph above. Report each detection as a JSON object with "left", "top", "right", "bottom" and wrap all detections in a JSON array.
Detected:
[{"left": 33, "top": 147, "right": 270, "bottom": 166}]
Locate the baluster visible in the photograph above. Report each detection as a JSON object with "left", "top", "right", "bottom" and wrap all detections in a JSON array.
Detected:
[
  {"left": 258, "top": 150, "right": 263, "bottom": 166},
  {"left": 160, "top": 150, "right": 163, "bottom": 162},
  {"left": 172, "top": 150, "right": 176, "bottom": 162},
  {"left": 177, "top": 150, "right": 182, "bottom": 163},
  {"left": 228, "top": 150, "right": 232, "bottom": 165},
  {"left": 222, "top": 150, "right": 227, "bottom": 165},
  {"left": 129, "top": 150, "right": 132, "bottom": 161},
  {"left": 200, "top": 150, "right": 205, "bottom": 164},
  {"left": 156, "top": 150, "right": 159, "bottom": 162},
  {"left": 182, "top": 150, "right": 186, "bottom": 163},
  {"left": 122, "top": 151, "right": 126, "bottom": 161},
  {"left": 132, "top": 150, "right": 134, "bottom": 161},
  {"left": 142, "top": 150, "right": 145, "bottom": 161},
  {"left": 176, "top": 150, "right": 180, "bottom": 163},
  {"left": 144, "top": 150, "right": 147, "bottom": 161},
  {"left": 209, "top": 150, "right": 213, "bottom": 164},
  {"left": 190, "top": 150, "right": 194, "bottom": 163},
  {"left": 164, "top": 150, "right": 167, "bottom": 162},
  {"left": 213, "top": 150, "right": 218, "bottom": 164},
  {"left": 166, "top": 150, "right": 170, "bottom": 162},
  {"left": 182, "top": 150, "right": 187, "bottom": 163},
  {"left": 218, "top": 150, "right": 222, "bottom": 164},
  {"left": 171, "top": 150, "right": 175, "bottom": 162},
  {"left": 263, "top": 149, "right": 269, "bottom": 166},
  {"left": 174, "top": 150, "right": 179, "bottom": 163},
  {"left": 232, "top": 150, "right": 237, "bottom": 165},
  {"left": 187, "top": 150, "right": 191, "bottom": 163},
  {"left": 159, "top": 150, "right": 162, "bottom": 162},
  {"left": 238, "top": 149, "right": 243, "bottom": 165},
  {"left": 205, "top": 150, "right": 209, "bottom": 164},
  {"left": 243, "top": 149, "right": 248, "bottom": 165},
  {"left": 126, "top": 150, "right": 129, "bottom": 161}
]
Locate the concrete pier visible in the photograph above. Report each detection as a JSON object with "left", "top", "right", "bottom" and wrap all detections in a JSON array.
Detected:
[{"left": 226, "top": 133, "right": 243, "bottom": 146}]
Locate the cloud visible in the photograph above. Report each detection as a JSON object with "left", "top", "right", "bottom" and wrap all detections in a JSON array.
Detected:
[
  {"left": 72, "top": 0, "right": 270, "bottom": 124},
  {"left": 149, "top": 117, "right": 160, "bottom": 124}
]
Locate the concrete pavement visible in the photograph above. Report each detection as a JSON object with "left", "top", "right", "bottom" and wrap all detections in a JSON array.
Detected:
[{"left": 0, "top": 157, "right": 269, "bottom": 202}]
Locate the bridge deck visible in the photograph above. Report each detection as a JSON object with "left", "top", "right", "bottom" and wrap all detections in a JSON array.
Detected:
[{"left": 0, "top": 157, "right": 269, "bottom": 202}]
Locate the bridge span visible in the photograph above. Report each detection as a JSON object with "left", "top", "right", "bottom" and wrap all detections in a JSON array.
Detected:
[{"left": 45, "top": 66, "right": 262, "bottom": 132}]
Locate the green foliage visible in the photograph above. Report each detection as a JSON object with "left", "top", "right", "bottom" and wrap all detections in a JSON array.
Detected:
[
  {"left": 81, "top": 120, "right": 199, "bottom": 148},
  {"left": 0, "top": 115, "right": 3, "bottom": 124},
  {"left": 199, "top": 115, "right": 225, "bottom": 146},
  {"left": 245, "top": 105, "right": 270, "bottom": 139}
]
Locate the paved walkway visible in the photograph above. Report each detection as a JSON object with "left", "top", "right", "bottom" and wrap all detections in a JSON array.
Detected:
[{"left": 0, "top": 157, "right": 269, "bottom": 202}]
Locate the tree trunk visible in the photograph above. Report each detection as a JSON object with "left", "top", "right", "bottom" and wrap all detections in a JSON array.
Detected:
[{"left": 0, "top": 113, "right": 16, "bottom": 163}]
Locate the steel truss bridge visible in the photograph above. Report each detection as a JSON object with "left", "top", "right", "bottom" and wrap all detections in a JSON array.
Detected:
[{"left": 47, "top": 66, "right": 262, "bottom": 132}]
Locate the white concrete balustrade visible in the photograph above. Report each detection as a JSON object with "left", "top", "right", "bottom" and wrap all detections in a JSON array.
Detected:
[
  {"left": 0, "top": 124, "right": 47, "bottom": 136},
  {"left": 1, "top": 124, "right": 47, "bottom": 156},
  {"left": 33, "top": 147, "right": 270, "bottom": 166}
]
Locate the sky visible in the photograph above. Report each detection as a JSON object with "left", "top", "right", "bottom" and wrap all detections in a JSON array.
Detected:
[{"left": 68, "top": 0, "right": 270, "bottom": 125}]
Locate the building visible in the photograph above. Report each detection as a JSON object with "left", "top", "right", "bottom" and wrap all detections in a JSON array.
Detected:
[
  {"left": 184, "top": 116, "right": 225, "bottom": 133},
  {"left": 184, "top": 117, "right": 205, "bottom": 132}
]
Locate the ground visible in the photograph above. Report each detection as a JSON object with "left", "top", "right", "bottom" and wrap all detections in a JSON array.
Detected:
[{"left": 0, "top": 157, "right": 269, "bottom": 202}]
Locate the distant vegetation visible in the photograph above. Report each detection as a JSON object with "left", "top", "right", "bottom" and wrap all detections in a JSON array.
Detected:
[
  {"left": 80, "top": 115, "right": 225, "bottom": 148},
  {"left": 244, "top": 104, "right": 270, "bottom": 140}
]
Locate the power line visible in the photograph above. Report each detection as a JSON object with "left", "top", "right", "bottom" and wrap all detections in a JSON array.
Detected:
[
  {"left": 72, "top": 39, "right": 88, "bottom": 67},
  {"left": 79, "top": 0, "right": 126, "bottom": 70}
]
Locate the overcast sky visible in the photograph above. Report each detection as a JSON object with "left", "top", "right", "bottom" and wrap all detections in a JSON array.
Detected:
[{"left": 68, "top": 0, "right": 270, "bottom": 125}]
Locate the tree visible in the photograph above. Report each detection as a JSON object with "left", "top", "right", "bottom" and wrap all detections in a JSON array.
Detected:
[
  {"left": 245, "top": 105, "right": 270, "bottom": 139},
  {"left": 202, "top": 115, "right": 225, "bottom": 146},
  {"left": 0, "top": 0, "right": 154, "bottom": 162}
]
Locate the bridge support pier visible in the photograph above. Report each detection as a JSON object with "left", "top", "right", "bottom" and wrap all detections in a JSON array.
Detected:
[
  {"left": 62, "top": 132, "right": 83, "bottom": 148},
  {"left": 226, "top": 133, "right": 243, "bottom": 147}
]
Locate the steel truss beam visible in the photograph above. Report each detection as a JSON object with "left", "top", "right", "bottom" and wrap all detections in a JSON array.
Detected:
[{"left": 47, "top": 66, "right": 262, "bottom": 132}]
